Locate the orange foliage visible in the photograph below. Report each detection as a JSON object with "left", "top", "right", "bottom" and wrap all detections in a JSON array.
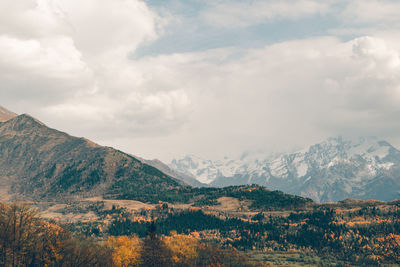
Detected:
[
  {"left": 107, "top": 235, "right": 141, "bottom": 267},
  {"left": 164, "top": 231, "right": 200, "bottom": 265}
]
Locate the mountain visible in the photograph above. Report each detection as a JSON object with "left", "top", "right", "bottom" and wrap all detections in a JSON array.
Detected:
[
  {"left": 0, "top": 109, "right": 311, "bottom": 210},
  {"left": 137, "top": 157, "right": 208, "bottom": 187},
  {"left": 170, "top": 137, "right": 400, "bottom": 202},
  {"left": 0, "top": 113, "right": 187, "bottom": 203},
  {"left": 0, "top": 107, "right": 314, "bottom": 211},
  {"left": 0, "top": 106, "right": 17, "bottom": 122}
]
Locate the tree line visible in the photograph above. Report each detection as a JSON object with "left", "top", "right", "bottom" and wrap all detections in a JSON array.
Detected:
[{"left": 0, "top": 202, "right": 256, "bottom": 267}]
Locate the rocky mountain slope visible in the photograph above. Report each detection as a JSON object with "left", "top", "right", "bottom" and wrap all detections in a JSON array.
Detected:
[
  {"left": 0, "top": 113, "right": 186, "bottom": 202},
  {"left": 170, "top": 137, "right": 400, "bottom": 202}
]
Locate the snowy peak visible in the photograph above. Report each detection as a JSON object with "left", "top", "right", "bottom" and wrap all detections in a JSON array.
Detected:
[
  {"left": 171, "top": 154, "right": 247, "bottom": 184},
  {"left": 284, "top": 136, "right": 395, "bottom": 175},
  {"left": 170, "top": 137, "right": 400, "bottom": 202},
  {"left": 309, "top": 136, "right": 392, "bottom": 161}
]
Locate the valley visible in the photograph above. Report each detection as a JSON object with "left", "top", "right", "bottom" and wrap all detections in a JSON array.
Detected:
[{"left": 19, "top": 189, "right": 400, "bottom": 266}]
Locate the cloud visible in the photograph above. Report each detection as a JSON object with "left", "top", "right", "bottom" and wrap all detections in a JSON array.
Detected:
[
  {"left": 330, "top": 0, "right": 400, "bottom": 37},
  {"left": 342, "top": 0, "right": 400, "bottom": 25},
  {"left": 56, "top": 0, "right": 162, "bottom": 57},
  {"left": 0, "top": 0, "right": 191, "bottom": 137},
  {"left": 88, "top": 36, "right": 400, "bottom": 160},
  {"left": 201, "top": 0, "right": 330, "bottom": 28},
  {"left": 0, "top": 35, "right": 92, "bottom": 104},
  {"left": 1, "top": 0, "right": 400, "bottom": 161},
  {"left": 0, "top": 0, "right": 69, "bottom": 39},
  {"left": 44, "top": 88, "right": 190, "bottom": 138}
]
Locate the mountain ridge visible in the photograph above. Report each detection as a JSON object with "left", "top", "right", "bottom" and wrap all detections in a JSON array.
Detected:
[
  {"left": 170, "top": 136, "right": 400, "bottom": 202},
  {"left": 0, "top": 112, "right": 186, "bottom": 203}
]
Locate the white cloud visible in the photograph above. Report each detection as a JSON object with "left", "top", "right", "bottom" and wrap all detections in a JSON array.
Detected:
[
  {"left": 0, "top": 0, "right": 69, "bottom": 39},
  {"left": 1, "top": 0, "right": 400, "bottom": 161},
  {"left": 57, "top": 0, "right": 161, "bottom": 58},
  {"left": 330, "top": 0, "right": 400, "bottom": 37},
  {"left": 0, "top": 0, "right": 191, "bottom": 137},
  {"left": 0, "top": 36, "right": 87, "bottom": 76},
  {"left": 202, "top": 0, "right": 330, "bottom": 28},
  {"left": 43, "top": 87, "right": 190, "bottom": 138},
  {"left": 0, "top": 35, "right": 92, "bottom": 103},
  {"left": 85, "top": 36, "right": 400, "bottom": 160},
  {"left": 342, "top": 0, "right": 400, "bottom": 25}
]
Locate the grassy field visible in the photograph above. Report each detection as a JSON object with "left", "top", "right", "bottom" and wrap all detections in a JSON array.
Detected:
[{"left": 247, "top": 251, "right": 354, "bottom": 266}]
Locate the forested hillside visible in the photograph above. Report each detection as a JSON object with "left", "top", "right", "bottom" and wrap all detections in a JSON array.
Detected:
[{"left": 0, "top": 114, "right": 187, "bottom": 202}]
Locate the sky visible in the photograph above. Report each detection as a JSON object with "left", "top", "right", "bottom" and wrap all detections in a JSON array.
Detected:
[{"left": 1, "top": 0, "right": 400, "bottom": 162}]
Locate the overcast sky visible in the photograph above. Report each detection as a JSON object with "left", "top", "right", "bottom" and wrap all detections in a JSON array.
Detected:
[{"left": 1, "top": 0, "right": 400, "bottom": 161}]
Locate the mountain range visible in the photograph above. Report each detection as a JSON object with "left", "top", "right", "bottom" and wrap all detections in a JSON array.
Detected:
[
  {"left": 1, "top": 105, "right": 399, "bottom": 204},
  {"left": 0, "top": 106, "right": 310, "bottom": 210},
  {"left": 170, "top": 137, "right": 400, "bottom": 202}
]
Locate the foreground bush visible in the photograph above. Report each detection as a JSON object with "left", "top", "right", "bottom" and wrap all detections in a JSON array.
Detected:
[{"left": 0, "top": 203, "right": 112, "bottom": 266}]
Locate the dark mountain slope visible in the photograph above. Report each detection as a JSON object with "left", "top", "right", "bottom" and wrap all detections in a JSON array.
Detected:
[{"left": 0, "top": 114, "right": 186, "bottom": 202}]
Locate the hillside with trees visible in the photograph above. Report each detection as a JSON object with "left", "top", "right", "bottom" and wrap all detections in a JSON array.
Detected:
[{"left": 0, "top": 114, "right": 190, "bottom": 203}]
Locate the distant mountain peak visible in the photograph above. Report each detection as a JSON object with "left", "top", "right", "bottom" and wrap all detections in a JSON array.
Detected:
[
  {"left": 170, "top": 136, "right": 400, "bottom": 202},
  {"left": 0, "top": 114, "right": 48, "bottom": 134},
  {"left": 0, "top": 106, "right": 17, "bottom": 122},
  {"left": 15, "top": 113, "right": 46, "bottom": 125}
]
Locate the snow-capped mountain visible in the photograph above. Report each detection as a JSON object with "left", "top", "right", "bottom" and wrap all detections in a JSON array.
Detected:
[{"left": 170, "top": 137, "right": 400, "bottom": 202}]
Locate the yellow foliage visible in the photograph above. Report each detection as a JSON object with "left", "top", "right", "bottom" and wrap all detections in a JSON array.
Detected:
[
  {"left": 107, "top": 235, "right": 141, "bottom": 267},
  {"left": 164, "top": 231, "right": 200, "bottom": 265}
]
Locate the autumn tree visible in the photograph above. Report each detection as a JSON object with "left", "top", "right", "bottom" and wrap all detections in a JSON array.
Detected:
[
  {"left": 139, "top": 221, "right": 172, "bottom": 267},
  {"left": 0, "top": 202, "right": 113, "bottom": 267},
  {"left": 164, "top": 231, "right": 199, "bottom": 266},
  {"left": 107, "top": 235, "right": 141, "bottom": 267},
  {"left": 0, "top": 203, "right": 42, "bottom": 266}
]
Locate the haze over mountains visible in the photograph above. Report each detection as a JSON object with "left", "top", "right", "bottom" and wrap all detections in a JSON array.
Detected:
[
  {"left": 1, "top": 105, "right": 399, "bottom": 204},
  {"left": 0, "top": 106, "right": 310, "bottom": 209},
  {"left": 170, "top": 137, "right": 400, "bottom": 202}
]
